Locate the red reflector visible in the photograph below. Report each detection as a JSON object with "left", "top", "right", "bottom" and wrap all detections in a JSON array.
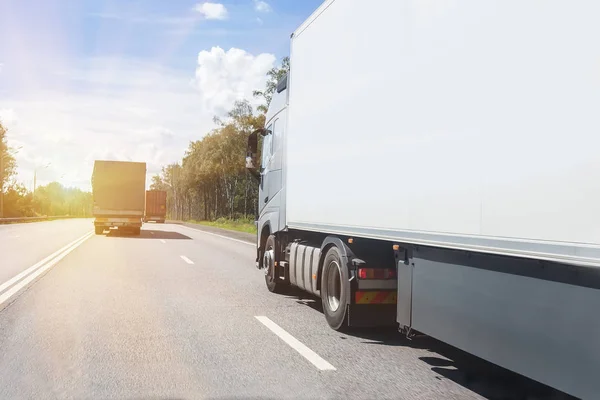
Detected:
[{"left": 358, "top": 268, "right": 395, "bottom": 279}]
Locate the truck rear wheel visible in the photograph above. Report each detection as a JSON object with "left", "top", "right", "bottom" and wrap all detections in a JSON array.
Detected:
[
  {"left": 264, "top": 235, "right": 287, "bottom": 293},
  {"left": 321, "top": 246, "right": 349, "bottom": 330},
  {"left": 95, "top": 226, "right": 104, "bottom": 235}
]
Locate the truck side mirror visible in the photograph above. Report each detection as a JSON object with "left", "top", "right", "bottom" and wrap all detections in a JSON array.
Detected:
[{"left": 246, "top": 130, "right": 261, "bottom": 181}]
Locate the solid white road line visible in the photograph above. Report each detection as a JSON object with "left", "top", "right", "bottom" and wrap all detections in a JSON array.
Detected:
[
  {"left": 179, "top": 225, "right": 254, "bottom": 247},
  {"left": 160, "top": 239, "right": 166, "bottom": 244},
  {"left": 0, "top": 230, "right": 93, "bottom": 295},
  {"left": 255, "top": 316, "right": 336, "bottom": 371},
  {"left": 180, "top": 255, "right": 194, "bottom": 264},
  {"left": 0, "top": 231, "right": 93, "bottom": 307}
]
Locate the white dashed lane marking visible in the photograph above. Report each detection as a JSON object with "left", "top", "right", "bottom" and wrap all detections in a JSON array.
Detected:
[
  {"left": 180, "top": 255, "right": 194, "bottom": 264},
  {"left": 255, "top": 316, "right": 336, "bottom": 371}
]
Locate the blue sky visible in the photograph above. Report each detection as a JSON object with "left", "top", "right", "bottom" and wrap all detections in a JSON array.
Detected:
[{"left": 0, "top": 0, "right": 322, "bottom": 190}]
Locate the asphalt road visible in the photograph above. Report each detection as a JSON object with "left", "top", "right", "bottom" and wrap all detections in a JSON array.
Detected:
[
  {"left": 0, "top": 219, "right": 94, "bottom": 285},
  {"left": 0, "top": 221, "right": 572, "bottom": 400}
]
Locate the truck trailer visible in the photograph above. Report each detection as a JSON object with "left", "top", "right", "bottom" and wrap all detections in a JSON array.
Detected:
[
  {"left": 92, "top": 160, "right": 146, "bottom": 235},
  {"left": 245, "top": 1, "right": 600, "bottom": 398},
  {"left": 144, "top": 190, "right": 167, "bottom": 223}
]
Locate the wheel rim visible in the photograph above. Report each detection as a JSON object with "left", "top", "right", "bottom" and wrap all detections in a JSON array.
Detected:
[
  {"left": 263, "top": 247, "right": 275, "bottom": 280},
  {"left": 326, "top": 260, "right": 342, "bottom": 312}
]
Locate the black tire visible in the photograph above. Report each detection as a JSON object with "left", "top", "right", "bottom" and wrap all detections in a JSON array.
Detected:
[
  {"left": 321, "top": 246, "right": 350, "bottom": 330},
  {"left": 95, "top": 226, "right": 104, "bottom": 235},
  {"left": 264, "top": 235, "right": 287, "bottom": 293}
]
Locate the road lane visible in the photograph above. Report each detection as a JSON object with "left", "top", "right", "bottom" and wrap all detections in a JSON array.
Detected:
[
  {"left": 0, "top": 231, "right": 93, "bottom": 310},
  {"left": 0, "top": 219, "right": 93, "bottom": 285},
  {"left": 157, "top": 224, "right": 491, "bottom": 399},
  {"left": 0, "top": 225, "right": 332, "bottom": 399},
  {"left": 0, "top": 223, "right": 569, "bottom": 399},
  {"left": 147, "top": 224, "right": 570, "bottom": 400}
]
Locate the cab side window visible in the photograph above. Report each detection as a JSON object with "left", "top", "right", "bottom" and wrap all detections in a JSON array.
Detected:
[{"left": 261, "top": 124, "right": 273, "bottom": 169}]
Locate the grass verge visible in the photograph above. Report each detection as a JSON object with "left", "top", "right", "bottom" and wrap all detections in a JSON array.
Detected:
[{"left": 185, "top": 218, "right": 256, "bottom": 234}]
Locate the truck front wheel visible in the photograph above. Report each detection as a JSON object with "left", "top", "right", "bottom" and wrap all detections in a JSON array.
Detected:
[
  {"left": 264, "top": 235, "right": 287, "bottom": 293},
  {"left": 321, "top": 246, "right": 349, "bottom": 330}
]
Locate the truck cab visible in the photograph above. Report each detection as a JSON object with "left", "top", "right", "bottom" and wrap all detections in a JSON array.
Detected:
[{"left": 247, "top": 75, "right": 288, "bottom": 269}]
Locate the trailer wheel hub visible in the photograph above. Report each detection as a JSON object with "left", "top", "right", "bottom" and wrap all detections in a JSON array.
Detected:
[{"left": 326, "top": 260, "right": 342, "bottom": 312}]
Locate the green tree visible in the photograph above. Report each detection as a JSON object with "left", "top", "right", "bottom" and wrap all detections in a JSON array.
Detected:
[
  {"left": 153, "top": 56, "right": 283, "bottom": 222},
  {"left": 1, "top": 122, "right": 18, "bottom": 218},
  {"left": 150, "top": 174, "right": 170, "bottom": 191},
  {"left": 178, "top": 99, "right": 265, "bottom": 221},
  {"left": 253, "top": 56, "right": 290, "bottom": 114},
  {"left": 1, "top": 122, "right": 93, "bottom": 218},
  {"left": 32, "top": 182, "right": 92, "bottom": 217},
  {"left": 0, "top": 122, "right": 17, "bottom": 194},
  {"left": 2, "top": 184, "right": 34, "bottom": 217}
]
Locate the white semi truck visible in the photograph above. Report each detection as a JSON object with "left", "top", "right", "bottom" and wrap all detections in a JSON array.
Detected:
[{"left": 245, "top": 1, "right": 600, "bottom": 398}]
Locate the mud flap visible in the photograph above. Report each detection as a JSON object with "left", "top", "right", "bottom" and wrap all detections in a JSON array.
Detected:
[{"left": 348, "top": 304, "right": 397, "bottom": 328}]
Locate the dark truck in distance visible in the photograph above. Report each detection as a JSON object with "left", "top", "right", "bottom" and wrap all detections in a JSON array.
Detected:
[
  {"left": 92, "top": 160, "right": 146, "bottom": 235},
  {"left": 144, "top": 190, "right": 167, "bottom": 223}
]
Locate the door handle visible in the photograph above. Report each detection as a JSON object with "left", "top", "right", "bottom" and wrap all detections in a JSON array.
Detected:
[{"left": 264, "top": 196, "right": 268, "bottom": 203}]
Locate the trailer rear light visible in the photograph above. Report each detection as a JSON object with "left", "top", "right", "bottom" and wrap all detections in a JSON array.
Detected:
[{"left": 358, "top": 268, "right": 396, "bottom": 279}]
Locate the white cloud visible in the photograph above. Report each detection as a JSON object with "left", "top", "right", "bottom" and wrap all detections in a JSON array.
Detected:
[
  {"left": 194, "top": 2, "right": 229, "bottom": 20},
  {"left": 194, "top": 47, "right": 275, "bottom": 115},
  {"left": 0, "top": 109, "right": 18, "bottom": 127},
  {"left": 0, "top": 58, "right": 211, "bottom": 190},
  {"left": 1, "top": 48, "right": 275, "bottom": 191},
  {"left": 256, "top": 17, "right": 263, "bottom": 25},
  {"left": 0, "top": 63, "right": 4, "bottom": 73},
  {"left": 254, "top": 0, "right": 272, "bottom": 13}
]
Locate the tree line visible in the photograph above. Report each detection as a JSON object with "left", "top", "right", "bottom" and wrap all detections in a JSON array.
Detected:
[
  {"left": 151, "top": 57, "right": 289, "bottom": 222},
  {"left": 1, "top": 123, "right": 93, "bottom": 218}
]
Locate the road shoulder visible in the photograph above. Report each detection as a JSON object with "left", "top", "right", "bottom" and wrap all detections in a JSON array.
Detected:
[{"left": 166, "top": 221, "right": 255, "bottom": 244}]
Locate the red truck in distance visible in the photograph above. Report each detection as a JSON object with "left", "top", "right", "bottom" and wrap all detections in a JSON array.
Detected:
[{"left": 144, "top": 190, "right": 167, "bottom": 224}]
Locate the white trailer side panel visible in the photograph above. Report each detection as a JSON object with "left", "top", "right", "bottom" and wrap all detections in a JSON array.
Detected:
[{"left": 285, "top": 0, "right": 600, "bottom": 265}]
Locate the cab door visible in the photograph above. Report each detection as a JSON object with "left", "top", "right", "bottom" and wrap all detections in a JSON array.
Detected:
[{"left": 258, "top": 122, "right": 274, "bottom": 213}]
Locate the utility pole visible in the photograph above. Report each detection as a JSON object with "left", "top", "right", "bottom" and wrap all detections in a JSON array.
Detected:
[
  {"left": 33, "top": 162, "right": 51, "bottom": 196},
  {"left": 32, "top": 162, "right": 50, "bottom": 215}
]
